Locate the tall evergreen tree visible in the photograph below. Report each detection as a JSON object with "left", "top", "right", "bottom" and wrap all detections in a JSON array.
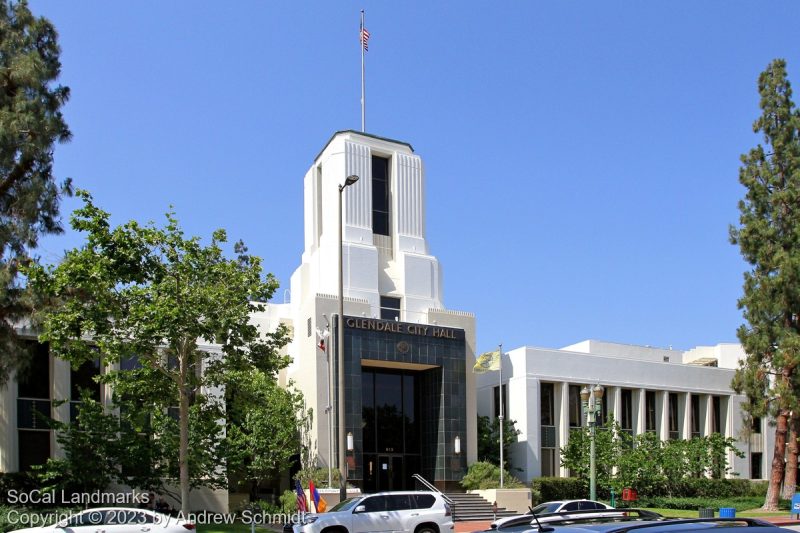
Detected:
[
  {"left": 0, "top": 0, "right": 72, "bottom": 385},
  {"left": 730, "top": 58, "right": 800, "bottom": 511}
]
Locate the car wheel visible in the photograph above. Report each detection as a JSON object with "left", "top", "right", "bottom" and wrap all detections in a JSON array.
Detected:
[
  {"left": 321, "top": 527, "right": 348, "bottom": 533},
  {"left": 415, "top": 525, "right": 438, "bottom": 533}
]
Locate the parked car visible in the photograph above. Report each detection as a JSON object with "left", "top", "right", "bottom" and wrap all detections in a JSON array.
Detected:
[
  {"left": 491, "top": 500, "right": 616, "bottom": 530},
  {"left": 289, "top": 490, "right": 453, "bottom": 533},
  {"left": 510, "top": 516, "right": 792, "bottom": 533},
  {"left": 9, "top": 508, "right": 194, "bottom": 533}
]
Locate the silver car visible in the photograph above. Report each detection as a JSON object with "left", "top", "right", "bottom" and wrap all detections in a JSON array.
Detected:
[{"left": 292, "top": 491, "right": 453, "bottom": 533}]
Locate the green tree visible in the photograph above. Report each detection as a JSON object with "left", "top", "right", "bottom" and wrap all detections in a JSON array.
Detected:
[
  {"left": 477, "top": 415, "right": 521, "bottom": 470},
  {"left": 36, "top": 394, "right": 121, "bottom": 495},
  {"left": 226, "top": 372, "right": 308, "bottom": 500},
  {"left": 730, "top": 58, "right": 800, "bottom": 511},
  {"left": 27, "top": 190, "right": 290, "bottom": 514},
  {"left": 0, "top": 0, "right": 72, "bottom": 386}
]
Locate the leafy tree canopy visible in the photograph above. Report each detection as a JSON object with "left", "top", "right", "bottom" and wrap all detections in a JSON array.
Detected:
[{"left": 27, "top": 190, "right": 291, "bottom": 512}]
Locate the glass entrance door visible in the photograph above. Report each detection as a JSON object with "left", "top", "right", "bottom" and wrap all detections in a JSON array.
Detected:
[{"left": 377, "top": 455, "right": 403, "bottom": 491}]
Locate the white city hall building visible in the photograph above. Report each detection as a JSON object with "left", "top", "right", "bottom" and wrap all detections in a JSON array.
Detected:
[
  {"left": 476, "top": 340, "right": 771, "bottom": 484},
  {"left": 0, "top": 130, "right": 772, "bottom": 508}
]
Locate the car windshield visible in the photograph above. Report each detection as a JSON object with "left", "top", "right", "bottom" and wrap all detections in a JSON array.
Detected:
[
  {"left": 531, "top": 503, "right": 563, "bottom": 514},
  {"left": 328, "top": 497, "right": 362, "bottom": 512}
]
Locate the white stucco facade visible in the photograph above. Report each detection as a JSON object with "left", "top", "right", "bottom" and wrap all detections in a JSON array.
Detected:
[{"left": 476, "top": 341, "right": 772, "bottom": 485}]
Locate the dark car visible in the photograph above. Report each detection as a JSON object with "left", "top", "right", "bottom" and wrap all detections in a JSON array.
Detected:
[{"left": 510, "top": 516, "right": 792, "bottom": 533}]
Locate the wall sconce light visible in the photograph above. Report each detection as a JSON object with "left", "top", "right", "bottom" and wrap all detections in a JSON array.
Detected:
[
  {"left": 454, "top": 435, "right": 461, "bottom": 455},
  {"left": 347, "top": 431, "right": 354, "bottom": 452}
]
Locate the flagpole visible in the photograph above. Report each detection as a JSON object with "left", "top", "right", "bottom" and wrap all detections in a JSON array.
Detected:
[
  {"left": 498, "top": 343, "right": 504, "bottom": 488},
  {"left": 360, "top": 9, "right": 366, "bottom": 132}
]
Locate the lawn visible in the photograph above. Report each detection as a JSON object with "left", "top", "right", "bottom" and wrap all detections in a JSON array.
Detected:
[{"left": 644, "top": 508, "right": 791, "bottom": 519}]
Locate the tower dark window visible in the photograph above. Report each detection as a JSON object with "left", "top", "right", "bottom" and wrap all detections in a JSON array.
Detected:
[
  {"left": 380, "top": 296, "right": 401, "bottom": 321},
  {"left": 645, "top": 390, "right": 656, "bottom": 432},
  {"left": 372, "top": 155, "right": 390, "bottom": 236}
]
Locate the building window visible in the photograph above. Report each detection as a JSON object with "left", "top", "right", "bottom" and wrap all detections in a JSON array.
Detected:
[
  {"left": 645, "top": 391, "right": 657, "bottom": 432},
  {"left": 751, "top": 452, "right": 762, "bottom": 479},
  {"left": 752, "top": 416, "right": 762, "bottom": 434},
  {"left": 691, "top": 395, "right": 701, "bottom": 438},
  {"left": 307, "top": 317, "right": 312, "bottom": 337},
  {"left": 380, "top": 296, "right": 401, "bottom": 321},
  {"left": 17, "top": 341, "right": 51, "bottom": 471},
  {"left": 372, "top": 155, "right": 390, "bottom": 236},
  {"left": 541, "top": 448, "right": 557, "bottom": 477},
  {"left": 70, "top": 359, "right": 101, "bottom": 421},
  {"left": 540, "top": 383, "right": 555, "bottom": 426},
  {"left": 712, "top": 396, "right": 721, "bottom": 434},
  {"left": 668, "top": 392, "right": 679, "bottom": 439},
  {"left": 621, "top": 389, "right": 633, "bottom": 432},
  {"left": 17, "top": 430, "right": 51, "bottom": 472},
  {"left": 568, "top": 385, "right": 582, "bottom": 427},
  {"left": 493, "top": 384, "right": 507, "bottom": 419},
  {"left": 540, "top": 382, "right": 556, "bottom": 476}
]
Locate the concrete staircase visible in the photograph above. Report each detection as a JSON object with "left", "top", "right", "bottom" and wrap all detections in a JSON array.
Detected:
[{"left": 445, "top": 492, "right": 519, "bottom": 522}]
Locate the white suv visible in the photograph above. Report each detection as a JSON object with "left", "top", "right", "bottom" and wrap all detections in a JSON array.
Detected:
[{"left": 292, "top": 491, "right": 454, "bottom": 533}]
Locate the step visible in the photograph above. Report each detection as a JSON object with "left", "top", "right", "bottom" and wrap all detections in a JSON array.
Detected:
[{"left": 444, "top": 492, "right": 521, "bottom": 522}]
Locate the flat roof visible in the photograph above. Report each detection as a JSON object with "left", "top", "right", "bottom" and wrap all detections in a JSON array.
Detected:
[{"left": 314, "top": 130, "right": 414, "bottom": 162}]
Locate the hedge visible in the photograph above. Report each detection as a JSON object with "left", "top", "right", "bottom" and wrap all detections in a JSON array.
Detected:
[{"left": 531, "top": 477, "right": 768, "bottom": 503}]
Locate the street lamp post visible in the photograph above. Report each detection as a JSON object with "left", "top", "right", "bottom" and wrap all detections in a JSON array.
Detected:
[
  {"left": 580, "top": 384, "right": 604, "bottom": 501},
  {"left": 338, "top": 174, "right": 359, "bottom": 501}
]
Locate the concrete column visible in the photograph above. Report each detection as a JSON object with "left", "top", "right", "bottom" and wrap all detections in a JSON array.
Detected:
[
  {"left": 610, "top": 386, "right": 621, "bottom": 425},
  {"left": 52, "top": 354, "right": 70, "bottom": 459},
  {"left": 0, "top": 376, "right": 19, "bottom": 471},
  {"left": 558, "top": 382, "right": 570, "bottom": 477},
  {"left": 703, "top": 395, "right": 713, "bottom": 436},
  {"left": 681, "top": 392, "right": 692, "bottom": 440},
  {"left": 525, "top": 377, "right": 542, "bottom": 481},
  {"left": 634, "top": 389, "right": 646, "bottom": 436},
  {"left": 659, "top": 390, "right": 670, "bottom": 441}
]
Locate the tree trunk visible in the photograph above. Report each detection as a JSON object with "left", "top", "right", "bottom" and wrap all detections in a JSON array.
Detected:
[
  {"left": 179, "top": 351, "right": 191, "bottom": 515},
  {"left": 764, "top": 408, "right": 789, "bottom": 510},
  {"left": 782, "top": 412, "right": 799, "bottom": 500}
]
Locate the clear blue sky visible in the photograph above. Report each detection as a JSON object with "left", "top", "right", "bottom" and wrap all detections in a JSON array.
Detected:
[{"left": 30, "top": 1, "right": 800, "bottom": 354}]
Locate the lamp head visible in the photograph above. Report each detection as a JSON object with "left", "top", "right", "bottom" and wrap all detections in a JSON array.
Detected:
[
  {"left": 580, "top": 386, "right": 590, "bottom": 403},
  {"left": 592, "top": 384, "right": 604, "bottom": 399},
  {"left": 344, "top": 174, "right": 360, "bottom": 187}
]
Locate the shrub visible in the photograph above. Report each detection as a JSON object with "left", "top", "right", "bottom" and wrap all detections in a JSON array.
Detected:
[
  {"left": 0, "top": 473, "right": 38, "bottom": 505},
  {"left": 461, "top": 461, "right": 524, "bottom": 490},
  {"left": 641, "top": 496, "right": 786, "bottom": 512},
  {"left": 532, "top": 477, "right": 587, "bottom": 503},
  {"left": 279, "top": 490, "right": 298, "bottom": 515},
  {"left": 295, "top": 467, "right": 338, "bottom": 489},
  {"left": 0, "top": 505, "right": 78, "bottom": 533}
]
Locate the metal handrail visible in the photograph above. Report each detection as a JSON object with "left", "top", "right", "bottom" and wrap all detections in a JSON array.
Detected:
[
  {"left": 411, "top": 474, "right": 453, "bottom": 505},
  {"left": 412, "top": 474, "right": 456, "bottom": 523}
]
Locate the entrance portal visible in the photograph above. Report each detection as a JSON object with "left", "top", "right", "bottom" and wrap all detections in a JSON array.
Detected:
[{"left": 361, "top": 369, "right": 420, "bottom": 492}]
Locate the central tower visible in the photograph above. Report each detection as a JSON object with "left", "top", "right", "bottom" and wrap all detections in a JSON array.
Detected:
[{"left": 276, "top": 130, "right": 476, "bottom": 492}]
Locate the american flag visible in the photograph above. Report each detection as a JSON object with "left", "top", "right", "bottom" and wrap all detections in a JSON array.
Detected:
[
  {"left": 295, "top": 480, "right": 307, "bottom": 512},
  {"left": 360, "top": 27, "right": 370, "bottom": 51}
]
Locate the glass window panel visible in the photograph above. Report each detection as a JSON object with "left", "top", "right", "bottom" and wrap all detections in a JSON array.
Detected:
[
  {"left": 71, "top": 359, "right": 101, "bottom": 401},
  {"left": 17, "top": 342, "right": 49, "bottom": 399},
  {"left": 375, "top": 373, "right": 403, "bottom": 453},
  {"left": 18, "top": 429, "right": 51, "bottom": 471},
  {"left": 403, "top": 373, "right": 418, "bottom": 453},
  {"left": 363, "top": 372, "right": 375, "bottom": 453},
  {"left": 540, "top": 383, "right": 554, "bottom": 426}
]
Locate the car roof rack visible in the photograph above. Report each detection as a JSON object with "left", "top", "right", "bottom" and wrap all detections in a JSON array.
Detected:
[
  {"left": 606, "top": 517, "right": 774, "bottom": 533},
  {"left": 525, "top": 509, "right": 666, "bottom": 532}
]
